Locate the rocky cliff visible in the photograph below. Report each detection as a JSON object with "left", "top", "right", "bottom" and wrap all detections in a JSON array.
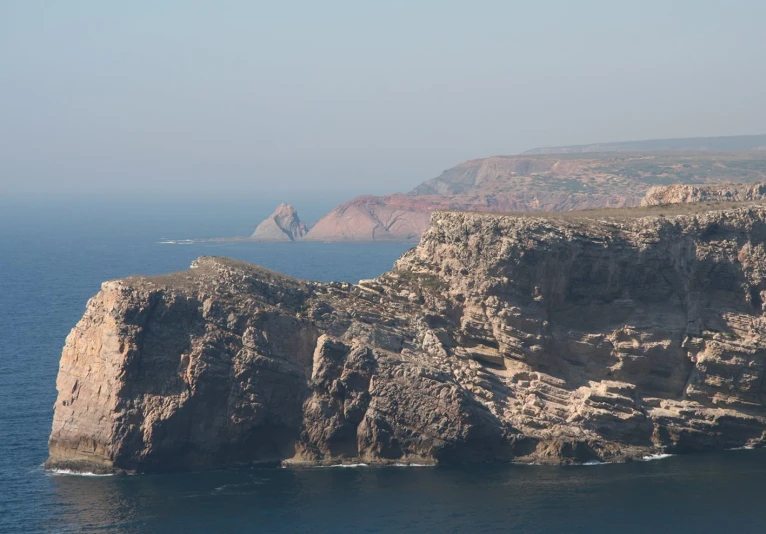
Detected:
[
  {"left": 295, "top": 152, "right": 766, "bottom": 241},
  {"left": 47, "top": 201, "right": 766, "bottom": 473},
  {"left": 642, "top": 183, "right": 766, "bottom": 206},
  {"left": 251, "top": 203, "right": 308, "bottom": 241}
]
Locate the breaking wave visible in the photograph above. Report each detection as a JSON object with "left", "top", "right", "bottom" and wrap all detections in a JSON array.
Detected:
[
  {"left": 46, "top": 468, "right": 113, "bottom": 477},
  {"left": 641, "top": 453, "right": 674, "bottom": 462},
  {"left": 158, "top": 239, "right": 196, "bottom": 245}
]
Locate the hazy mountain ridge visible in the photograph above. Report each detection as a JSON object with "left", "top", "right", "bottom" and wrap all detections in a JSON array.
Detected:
[{"left": 523, "top": 134, "right": 766, "bottom": 155}]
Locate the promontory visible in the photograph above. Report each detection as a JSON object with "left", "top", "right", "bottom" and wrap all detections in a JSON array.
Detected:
[{"left": 47, "top": 198, "right": 766, "bottom": 473}]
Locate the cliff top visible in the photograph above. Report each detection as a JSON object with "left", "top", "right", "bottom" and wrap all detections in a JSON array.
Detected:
[
  {"left": 442, "top": 198, "right": 766, "bottom": 222},
  {"left": 118, "top": 256, "right": 307, "bottom": 293}
]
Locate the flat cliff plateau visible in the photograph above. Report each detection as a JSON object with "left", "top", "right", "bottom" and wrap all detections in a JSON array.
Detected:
[
  {"left": 254, "top": 151, "right": 766, "bottom": 242},
  {"left": 48, "top": 201, "right": 766, "bottom": 473}
]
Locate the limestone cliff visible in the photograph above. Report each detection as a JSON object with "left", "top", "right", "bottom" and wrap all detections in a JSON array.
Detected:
[
  {"left": 47, "top": 201, "right": 766, "bottom": 473},
  {"left": 251, "top": 203, "right": 308, "bottom": 241},
  {"left": 642, "top": 183, "right": 766, "bottom": 206}
]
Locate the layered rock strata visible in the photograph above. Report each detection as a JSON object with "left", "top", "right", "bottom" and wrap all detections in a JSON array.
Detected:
[{"left": 48, "top": 201, "right": 766, "bottom": 473}]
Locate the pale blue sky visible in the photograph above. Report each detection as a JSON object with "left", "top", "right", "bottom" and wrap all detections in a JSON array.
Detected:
[{"left": 2, "top": 0, "right": 765, "bottom": 200}]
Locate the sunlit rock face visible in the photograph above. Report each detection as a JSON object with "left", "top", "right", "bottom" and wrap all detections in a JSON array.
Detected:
[
  {"left": 251, "top": 203, "right": 308, "bottom": 241},
  {"left": 642, "top": 183, "right": 766, "bottom": 206},
  {"left": 47, "top": 201, "right": 766, "bottom": 473}
]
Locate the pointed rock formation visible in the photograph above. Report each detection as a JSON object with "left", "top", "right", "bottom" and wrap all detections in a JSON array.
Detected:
[{"left": 251, "top": 203, "right": 308, "bottom": 241}]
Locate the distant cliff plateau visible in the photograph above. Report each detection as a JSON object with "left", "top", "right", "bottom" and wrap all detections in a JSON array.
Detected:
[
  {"left": 250, "top": 150, "right": 766, "bottom": 242},
  {"left": 524, "top": 133, "right": 766, "bottom": 155},
  {"left": 48, "top": 195, "right": 766, "bottom": 473}
]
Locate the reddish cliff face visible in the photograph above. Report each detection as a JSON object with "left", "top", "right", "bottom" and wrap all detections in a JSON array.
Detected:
[
  {"left": 297, "top": 152, "right": 766, "bottom": 241},
  {"left": 303, "top": 195, "right": 432, "bottom": 242}
]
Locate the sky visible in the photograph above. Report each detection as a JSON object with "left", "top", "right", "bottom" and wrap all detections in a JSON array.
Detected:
[{"left": 2, "top": 0, "right": 765, "bottom": 201}]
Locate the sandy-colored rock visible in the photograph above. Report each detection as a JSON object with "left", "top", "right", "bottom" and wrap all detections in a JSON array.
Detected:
[
  {"left": 47, "top": 200, "right": 766, "bottom": 473},
  {"left": 642, "top": 183, "right": 766, "bottom": 206},
  {"left": 251, "top": 203, "right": 308, "bottom": 241}
]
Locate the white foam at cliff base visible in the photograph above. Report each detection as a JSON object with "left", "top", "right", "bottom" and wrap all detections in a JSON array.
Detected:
[
  {"left": 289, "top": 463, "right": 371, "bottom": 469},
  {"left": 47, "top": 468, "right": 113, "bottom": 477},
  {"left": 641, "top": 453, "right": 674, "bottom": 462},
  {"left": 289, "top": 462, "right": 437, "bottom": 469},
  {"left": 728, "top": 445, "right": 755, "bottom": 451}
]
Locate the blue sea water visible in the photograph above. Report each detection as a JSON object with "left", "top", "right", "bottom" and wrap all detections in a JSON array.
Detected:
[{"left": 2, "top": 199, "right": 766, "bottom": 533}]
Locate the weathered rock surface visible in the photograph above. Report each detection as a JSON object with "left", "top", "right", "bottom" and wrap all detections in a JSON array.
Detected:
[
  {"left": 48, "top": 201, "right": 766, "bottom": 473},
  {"left": 642, "top": 183, "right": 766, "bottom": 206},
  {"left": 251, "top": 203, "right": 308, "bottom": 241}
]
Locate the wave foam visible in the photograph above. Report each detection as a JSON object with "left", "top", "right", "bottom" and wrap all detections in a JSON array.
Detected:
[
  {"left": 158, "top": 239, "right": 195, "bottom": 245},
  {"left": 641, "top": 453, "right": 674, "bottom": 462},
  {"left": 47, "top": 468, "right": 113, "bottom": 477}
]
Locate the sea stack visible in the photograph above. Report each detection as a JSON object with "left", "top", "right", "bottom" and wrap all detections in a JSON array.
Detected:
[{"left": 251, "top": 203, "right": 308, "bottom": 241}]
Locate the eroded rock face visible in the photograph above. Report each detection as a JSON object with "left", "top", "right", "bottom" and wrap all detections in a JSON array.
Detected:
[
  {"left": 251, "top": 203, "right": 308, "bottom": 241},
  {"left": 642, "top": 183, "right": 766, "bottom": 206},
  {"left": 47, "top": 202, "right": 766, "bottom": 473}
]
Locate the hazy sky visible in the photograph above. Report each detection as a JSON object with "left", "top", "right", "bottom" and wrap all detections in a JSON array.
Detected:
[{"left": 2, "top": 0, "right": 765, "bottom": 200}]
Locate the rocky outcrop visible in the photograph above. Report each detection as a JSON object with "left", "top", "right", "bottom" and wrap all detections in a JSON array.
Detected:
[
  {"left": 642, "top": 183, "right": 766, "bottom": 206},
  {"left": 47, "top": 201, "right": 766, "bottom": 473},
  {"left": 251, "top": 203, "right": 308, "bottom": 241}
]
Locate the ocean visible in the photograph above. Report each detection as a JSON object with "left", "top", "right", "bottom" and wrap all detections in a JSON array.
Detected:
[{"left": 2, "top": 198, "right": 766, "bottom": 533}]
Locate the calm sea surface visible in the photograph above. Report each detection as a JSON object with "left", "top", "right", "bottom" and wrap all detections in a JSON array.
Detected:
[{"left": 2, "top": 199, "right": 766, "bottom": 533}]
